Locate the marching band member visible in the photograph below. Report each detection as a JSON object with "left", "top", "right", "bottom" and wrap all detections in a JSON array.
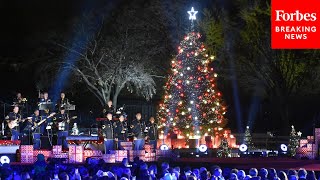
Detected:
[
  {"left": 115, "top": 114, "right": 128, "bottom": 150},
  {"left": 5, "top": 106, "right": 22, "bottom": 140},
  {"left": 131, "top": 112, "right": 147, "bottom": 150},
  {"left": 146, "top": 116, "right": 158, "bottom": 150},
  {"left": 101, "top": 112, "right": 116, "bottom": 153},
  {"left": 54, "top": 107, "right": 69, "bottom": 150}
]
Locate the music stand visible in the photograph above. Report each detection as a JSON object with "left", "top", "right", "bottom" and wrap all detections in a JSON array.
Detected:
[{"left": 39, "top": 102, "right": 54, "bottom": 111}]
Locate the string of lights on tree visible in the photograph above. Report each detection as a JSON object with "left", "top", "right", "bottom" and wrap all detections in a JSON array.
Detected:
[
  {"left": 217, "top": 138, "right": 231, "bottom": 157},
  {"left": 288, "top": 125, "right": 301, "bottom": 157},
  {"left": 157, "top": 7, "right": 228, "bottom": 138}
]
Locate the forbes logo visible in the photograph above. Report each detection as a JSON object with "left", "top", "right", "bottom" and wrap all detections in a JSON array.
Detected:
[{"left": 275, "top": 10, "right": 317, "bottom": 21}]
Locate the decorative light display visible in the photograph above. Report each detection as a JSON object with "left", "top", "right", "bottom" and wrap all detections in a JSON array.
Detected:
[
  {"left": 187, "top": 7, "right": 198, "bottom": 20},
  {"left": 157, "top": 7, "right": 228, "bottom": 138}
]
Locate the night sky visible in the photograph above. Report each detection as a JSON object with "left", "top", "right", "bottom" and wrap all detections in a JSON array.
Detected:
[{"left": 0, "top": 0, "right": 319, "bottom": 135}]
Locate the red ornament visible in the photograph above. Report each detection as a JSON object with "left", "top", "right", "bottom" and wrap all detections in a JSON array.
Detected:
[
  {"left": 168, "top": 112, "right": 171, "bottom": 116},
  {"left": 211, "top": 68, "right": 214, "bottom": 71},
  {"left": 195, "top": 84, "right": 199, "bottom": 88},
  {"left": 176, "top": 109, "right": 179, "bottom": 113},
  {"left": 203, "top": 113, "right": 206, "bottom": 117},
  {"left": 217, "top": 92, "right": 221, "bottom": 96},
  {"left": 190, "top": 76, "right": 193, "bottom": 80},
  {"left": 178, "top": 80, "right": 182, "bottom": 84},
  {"left": 187, "top": 54, "right": 190, "bottom": 57},
  {"left": 211, "top": 84, "right": 215, "bottom": 87},
  {"left": 189, "top": 115, "right": 192, "bottom": 119},
  {"left": 180, "top": 93, "right": 184, "bottom": 97},
  {"left": 178, "top": 61, "right": 182, "bottom": 64},
  {"left": 196, "top": 104, "right": 200, "bottom": 108},
  {"left": 198, "top": 77, "right": 201, "bottom": 81},
  {"left": 198, "top": 96, "right": 202, "bottom": 99},
  {"left": 197, "top": 66, "right": 201, "bottom": 70},
  {"left": 200, "top": 126, "right": 203, "bottom": 130}
]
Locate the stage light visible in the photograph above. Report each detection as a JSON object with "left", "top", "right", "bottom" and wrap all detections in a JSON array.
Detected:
[
  {"left": 160, "top": 144, "right": 169, "bottom": 150},
  {"left": 239, "top": 144, "right": 248, "bottom": 152},
  {"left": 280, "top": 144, "right": 287, "bottom": 152},
  {"left": 198, "top": 144, "right": 208, "bottom": 152},
  {"left": 0, "top": 156, "right": 10, "bottom": 164}
]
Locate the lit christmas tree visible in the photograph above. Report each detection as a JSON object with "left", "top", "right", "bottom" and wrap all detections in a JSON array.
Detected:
[
  {"left": 157, "top": 7, "right": 228, "bottom": 138},
  {"left": 288, "top": 125, "right": 301, "bottom": 157},
  {"left": 244, "top": 126, "right": 254, "bottom": 149},
  {"left": 217, "top": 138, "right": 231, "bottom": 158}
]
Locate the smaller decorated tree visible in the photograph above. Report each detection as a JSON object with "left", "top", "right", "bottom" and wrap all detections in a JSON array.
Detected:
[
  {"left": 217, "top": 138, "right": 231, "bottom": 158},
  {"left": 244, "top": 126, "right": 254, "bottom": 150},
  {"left": 288, "top": 125, "right": 301, "bottom": 157}
]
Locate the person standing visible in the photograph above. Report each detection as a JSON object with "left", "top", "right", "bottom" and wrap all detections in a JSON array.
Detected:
[
  {"left": 115, "top": 114, "right": 128, "bottom": 150},
  {"left": 101, "top": 113, "right": 115, "bottom": 153},
  {"left": 54, "top": 108, "right": 69, "bottom": 150},
  {"left": 13, "top": 92, "right": 27, "bottom": 115},
  {"left": 5, "top": 106, "right": 22, "bottom": 140},
  {"left": 31, "top": 109, "right": 42, "bottom": 149},
  {"left": 131, "top": 112, "right": 147, "bottom": 150},
  {"left": 146, "top": 117, "right": 158, "bottom": 150},
  {"left": 56, "top": 92, "right": 69, "bottom": 111}
]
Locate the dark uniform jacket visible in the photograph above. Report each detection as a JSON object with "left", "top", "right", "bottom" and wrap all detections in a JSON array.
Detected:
[
  {"left": 30, "top": 114, "right": 42, "bottom": 133},
  {"left": 131, "top": 119, "right": 146, "bottom": 139},
  {"left": 55, "top": 113, "right": 69, "bottom": 131},
  {"left": 57, "top": 98, "right": 69, "bottom": 110},
  {"left": 115, "top": 121, "right": 128, "bottom": 140},
  {"left": 101, "top": 119, "right": 115, "bottom": 139},
  {"left": 146, "top": 122, "right": 158, "bottom": 140}
]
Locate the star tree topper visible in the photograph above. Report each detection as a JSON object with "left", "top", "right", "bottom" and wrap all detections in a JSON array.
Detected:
[{"left": 188, "top": 7, "right": 198, "bottom": 20}]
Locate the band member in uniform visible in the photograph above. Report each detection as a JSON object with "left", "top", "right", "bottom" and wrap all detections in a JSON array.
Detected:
[
  {"left": 13, "top": 92, "right": 27, "bottom": 116},
  {"left": 39, "top": 92, "right": 52, "bottom": 117},
  {"left": 5, "top": 106, "right": 22, "bottom": 140},
  {"left": 39, "top": 92, "right": 51, "bottom": 103},
  {"left": 31, "top": 109, "right": 42, "bottom": 149},
  {"left": 101, "top": 112, "right": 115, "bottom": 153},
  {"left": 115, "top": 114, "right": 128, "bottom": 150},
  {"left": 146, "top": 117, "right": 158, "bottom": 150},
  {"left": 102, "top": 100, "right": 114, "bottom": 117},
  {"left": 54, "top": 107, "right": 69, "bottom": 150},
  {"left": 56, "top": 92, "right": 69, "bottom": 111},
  {"left": 131, "top": 112, "right": 147, "bottom": 150}
]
